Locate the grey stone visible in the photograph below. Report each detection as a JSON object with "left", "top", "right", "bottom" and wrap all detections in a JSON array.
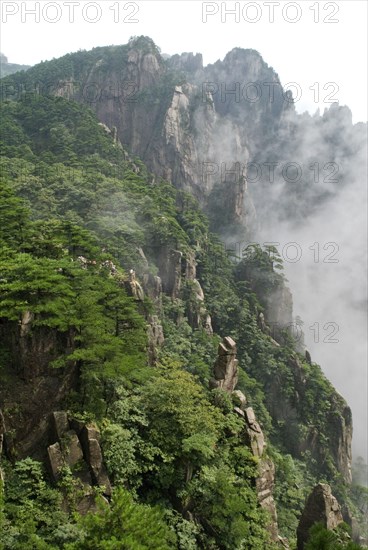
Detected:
[
  {"left": 244, "top": 407, "right": 264, "bottom": 457},
  {"left": 47, "top": 442, "right": 63, "bottom": 481},
  {"left": 233, "top": 390, "right": 247, "bottom": 410},
  {"left": 51, "top": 411, "right": 69, "bottom": 442},
  {"left": 62, "top": 430, "right": 83, "bottom": 468},
  {"left": 210, "top": 336, "right": 238, "bottom": 393},
  {"left": 297, "top": 483, "right": 344, "bottom": 550}
]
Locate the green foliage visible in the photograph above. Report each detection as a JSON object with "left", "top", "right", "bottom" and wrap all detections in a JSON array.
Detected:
[
  {"left": 1, "top": 68, "right": 365, "bottom": 549},
  {"left": 1, "top": 458, "right": 65, "bottom": 549},
  {"left": 139, "top": 363, "right": 223, "bottom": 487},
  {"left": 0, "top": 182, "right": 147, "bottom": 411},
  {"left": 305, "top": 522, "right": 366, "bottom": 550},
  {"left": 65, "top": 487, "right": 175, "bottom": 550},
  {"left": 269, "top": 448, "right": 316, "bottom": 544},
  {"left": 235, "top": 243, "right": 285, "bottom": 299},
  {"left": 186, "top": 464, "right": 273, "bottom": 550}
]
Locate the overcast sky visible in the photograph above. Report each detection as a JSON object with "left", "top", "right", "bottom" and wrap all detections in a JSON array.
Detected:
[{"left": 0, "top": 0, "right": 367, "bottom": 123}]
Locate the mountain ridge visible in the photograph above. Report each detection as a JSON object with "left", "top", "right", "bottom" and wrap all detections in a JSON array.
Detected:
[{"left": 0, "top": 36, "right": 367, "bottom": 548}]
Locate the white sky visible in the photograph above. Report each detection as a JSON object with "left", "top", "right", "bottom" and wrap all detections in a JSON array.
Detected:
[{"left": 0, "top": 0, "right": 367, "bottom": 123}]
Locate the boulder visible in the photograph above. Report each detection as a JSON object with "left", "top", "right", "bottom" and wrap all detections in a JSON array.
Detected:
[
  {"left": 210, "top": 336, "right": 238, "bottom": 393},
  {"left": 296, "top": 483, "right": 344, "bottom": 550},
  {"left": 233, "top": 390, "right": 247, "bottom": 411},
  {"left": 47, "top": 442, "right": 63, "bottom": 481},
  {"left": 244, "top": 407, "right": 265, "bottom": 457},
  {"left": 80, "top": 425, "right": 111, "bottom": 496},
  {"left": 62, "top": 430, "right": 83, "bottom": 468}
]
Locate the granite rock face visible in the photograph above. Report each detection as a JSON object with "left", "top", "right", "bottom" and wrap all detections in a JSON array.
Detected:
[
  {"left": 46, "top": 413, "right": 111, "bottom": 498},
  {"left": 147, "top": 315, "right": 165, "bottom": 365},
  {"left": 210, "top": 337, "right": 239, "bottom": 392},
  {"left": 53, "top": 38, "right": 291, "bottom": 232},
  {"left": 210, "top": 337, "right": 281, "bottom": 543},
  {"left": 296, "top": 483, "right": 344, "bottom": 550},
  {"left": 8, "top": 37, "right": 366, "bottom": 237},
  {"left": 244, "top": 406, "right": 265, "bottom": 457}
]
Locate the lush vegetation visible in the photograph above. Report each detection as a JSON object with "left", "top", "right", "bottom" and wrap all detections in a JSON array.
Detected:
[
  {"left": 0, "top": 84, "right": 366, "bottom": 549},
  {"left": 305, "top": 523, "right": 362, "bottom": 550}
]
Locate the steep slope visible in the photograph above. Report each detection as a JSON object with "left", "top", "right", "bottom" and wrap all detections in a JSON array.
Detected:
[
  {"left": 2, "top": 36, "right": 365, "bottom": 236},
  {"left": 0, "top": 41, "right": 367, "bottom": 548},
  {"left": 0, "top": 37, "right": 290, "bottom": 235}
]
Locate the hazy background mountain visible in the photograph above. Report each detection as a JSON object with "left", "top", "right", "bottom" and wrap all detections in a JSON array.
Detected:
[{"left": 0, "top": 52, "right": 31, "bottom": 78}]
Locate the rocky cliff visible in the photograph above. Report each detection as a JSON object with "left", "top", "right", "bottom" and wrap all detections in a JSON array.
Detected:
[
  {"left": 15, "top": 37, "right": 292, "bottom": 235},
  {"left": 297, "top": 483, "right": 344, "bottom": 549},
  {"left": 210, "top": 337, "right": 284, "bottom": 545},
  {"left": 0, "top": 37, "right": 364, "bottom": 546}
]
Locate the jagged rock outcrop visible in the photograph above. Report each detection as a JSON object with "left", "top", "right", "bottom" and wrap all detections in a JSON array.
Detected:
[
  {"left": 183, "top": 251, "right": 213, "bottom": 334},
  {"left": 210, "top": 337, "right": 281, "bottom": 542},
  {"left": 3, "top": 38, "right": 365, "bottom": 234},
  {"left": 243, "top": 406, "right": 265, "bottom": 457},
  {"left": 0, "top": 312, "right": 75, "bottom": 381},
  {"left": 257, "top": 458, "right": 279, "bottom": 541},
  {"left": 79, "top": 424, "right": 111, "bottom": 494},
  {"left": 47, "top": 442, "right": 64, "bottom": 481},
  {"left": 157, "top": 248, "right": 183, "bottom": 298},
  {"left": 296, "top": 483, "right": 344, "bottom": 550},
  {"left": 147, "top": 314, "right": 165, "bottom": 365},
  {"left": 209, "top": 337, "right": 239, "bottom": 392},
  {"left": 0, "top": 316, "right": 77, "bottom": 461},
  {"left": 142, "top": 272, "right": 162, "bottom": 304},
  {"left": 125, "top": 269, "right": 145, "bottom": 301},
  {"left": 48, "top": 38, "right": 285, "bottom": 230},
  {"left": 46, "top": 412, "right": 111, "bottom": 497},
  {"left": 241, "top": 405, "right": 281, "bottom": 543},
  {"left": 327, "top": 399, "right": 353, "bottom": 484}
]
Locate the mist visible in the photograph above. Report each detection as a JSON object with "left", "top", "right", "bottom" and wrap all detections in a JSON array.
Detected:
[{"left": 250, "top": 107, "right": 368, "bottom": 462}]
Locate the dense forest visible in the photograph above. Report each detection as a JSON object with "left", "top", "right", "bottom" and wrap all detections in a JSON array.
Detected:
[{"left": 0, "top": 39, "right": 367, "bottom": 550}]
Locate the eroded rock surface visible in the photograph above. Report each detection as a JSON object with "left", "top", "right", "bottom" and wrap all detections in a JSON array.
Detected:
[
  {"left": 46, "top": 413, "right": 111, "bottom": 498},
  {"left": 147, "top": 314, "right": 165, "bottom": 365},
  {"left": 297, "top": 483, "right": 344, "bottom": 550},
  {"left": 210, "top": 337, "right": 280, "bottom": 542},
  {"left": 210, "top": 337, "right": 239, "bottom": 392}
]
